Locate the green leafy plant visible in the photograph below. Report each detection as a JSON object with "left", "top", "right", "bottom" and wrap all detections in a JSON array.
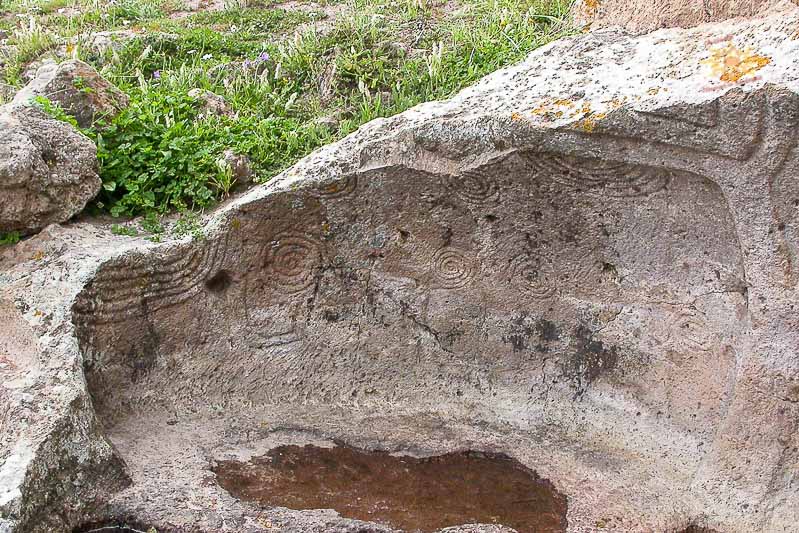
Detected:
[
  {"left": 8, "top": 0, "right": 570, "bottom": 220},
  {"left": 172, "top": 211, "right": 204, "bottom": 239},
  {"left": 110, "top": 223, "right": 139, "bottom": 236},
  {"left": 30, "top": 95, "right": 79, "bottom": 127},
  {"left": 0, "top": 232, "right": 21, "bottom": 246}
]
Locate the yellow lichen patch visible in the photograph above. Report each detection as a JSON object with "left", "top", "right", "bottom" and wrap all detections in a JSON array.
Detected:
[
  {"left": 584, "top": 0, "right": 599, "bottom": 13},
  {"left": 647, "top": 87, "right": 660, "bottom": 95},
  {"left": 530, "top": 98, "right": 577, "bottom": 121},
  {"left": 31, "top": 250, "right": 45, "bottom": 261},
  {"left": 579, "top": 118, "right": 597, "bottom": 132},
  {"left": 702, "top": 42, "right": 771, "bottom": 83},
  {"left": 511, "top": 111, "right": 523, "bottom": 121}
]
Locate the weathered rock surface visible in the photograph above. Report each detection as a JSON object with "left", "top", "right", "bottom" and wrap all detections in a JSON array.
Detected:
[
  {"left": 572, "top": 0, "right": 792, "bottom": 33},
  {"left": 12, "top": 59, "right": 129, "bottom": 128},
  {"left": 0, "top": 105, "right": 100, "bottom": 235},
  {"left": 2, "top": 6, "right": 799, "bottom": 533},
  {"left": 188, "top": 88, "right": 235, "bottom": 119}
]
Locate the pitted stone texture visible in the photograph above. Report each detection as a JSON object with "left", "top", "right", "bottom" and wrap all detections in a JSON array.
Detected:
[
  {"left": 4, "top": 6, "right": 799, "bottom": 533},
  {"left": 0, "top": 105, "right": 100, "bottom": 235},
  {"left": 571, "top": 0, "right": 792, "bottom": 33},
  {"left": 12, "top": 59, "right": 129, "bottom": 128},
  {"left": 0, "top": 225, "right": 133, "bottom": 532}
]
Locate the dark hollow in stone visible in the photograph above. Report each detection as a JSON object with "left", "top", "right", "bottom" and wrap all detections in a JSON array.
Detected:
[
  {"left": 205, "top": 270, "right": 233, "bottom": 293},
  {"left": 213, "top": 444, "right": 568, "bottom": 533}
]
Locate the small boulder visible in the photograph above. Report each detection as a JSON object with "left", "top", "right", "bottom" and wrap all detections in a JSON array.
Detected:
[
  {"left": 222, "top": 149, "right": 254, "bottom": 191},
  {"left": 188, "top": 88, "right": 235, "bottom": 119},
  {"left": 0, "top": 105, "right": 100, "bottom": 235},
  {"left": 13, "top": 59, "right": 129, "bottom": 128},
  {"left": 86, "top": 29, "right": 140, "bottom": 56}
]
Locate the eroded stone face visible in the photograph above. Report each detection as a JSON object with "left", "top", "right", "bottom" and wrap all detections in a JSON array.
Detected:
[
  {"left": 0, "top": 105, "right": 100, "bottom": 235},
  {"left": 12, "top": 60, "right": 129, "bottom": 128},
  {"left": 75, "top": 152, "right": 745, "bottom": 436},
  {"left": 3, "top": 8, "right": 799, "bottom": 533},
  {"left": 571, "top": 0, "right": 792, "bottom": 34}
]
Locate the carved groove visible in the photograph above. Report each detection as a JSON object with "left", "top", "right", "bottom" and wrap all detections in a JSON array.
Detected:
[
  {"left": 532, "top": 154, "right": 670, "bottom": 197},
  {"left": 444, "top": 169, "right": 500, "bottom": 205},
  {"left": 74, "top": 234, "right": 229, "bottom": 324},
  {"left": 309, "top": 174, "right": 358, "bottom": 199},
  {"left": 264, "top": 233, "right": 323, "bottom": 293},
  {"left": 432, "top": 247, "right": 474, "bottom": 289}
]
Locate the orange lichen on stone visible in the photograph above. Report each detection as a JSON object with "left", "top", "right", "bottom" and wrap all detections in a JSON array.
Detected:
[
  {"left": 530, "top": 98, "right": 577, "bottom": 121},
  {"left": 511, "top": 111, "right": 523, "bottom": 121},
  {"left": 579, "top": 118, "right": 597, "bottom": 132},
  {"left": 702, "top": 42, "right": 771, "bottom": 83},
  {"left": 584, "top": 0, "right": 599, "bottom": 13}
]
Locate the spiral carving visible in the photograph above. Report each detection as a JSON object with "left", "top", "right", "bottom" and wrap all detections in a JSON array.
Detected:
[
  {"left": 444, "top": 169, "right": 499, "bottom": 205},
  {"left": 264, "top": 233, "right": 323, "bottom": 293},
  {"left": 651, "top": 309, "right": 711, "bottom": 352},
  {"left": 532, "top": 154, "right": 669, "bottom": 197},
  {"left": 668, "top": 310, "right": 711, "bottom": 352},
  {"left": 310, "top": 174, "right": 358, "bottom": 199},
  {"left": 432, "top": 247, "right": 474, "bottom": 289},
  {"left": 506, "top": 254, "right": 558, "bottom": 299}
]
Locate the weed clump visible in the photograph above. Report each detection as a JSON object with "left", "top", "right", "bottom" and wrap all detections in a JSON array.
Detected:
[{"left": 1, "top": 0, "right": 573, "bottom": 218}]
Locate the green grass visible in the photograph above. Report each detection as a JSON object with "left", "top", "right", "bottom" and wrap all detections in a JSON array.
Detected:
[
  {"left": 1, "top": 0, "right": 574, "bottom": 219},
  {"left": 0, "top": 231, "right": 22, "bottom": 245}
]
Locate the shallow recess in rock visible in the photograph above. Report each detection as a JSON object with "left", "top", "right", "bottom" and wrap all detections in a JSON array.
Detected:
[
  {"left": 73, "top": 523, "right": 155, "bottom": 533},
  {"left": 212, "top": 444, "right": 568, "bottom": 532}
]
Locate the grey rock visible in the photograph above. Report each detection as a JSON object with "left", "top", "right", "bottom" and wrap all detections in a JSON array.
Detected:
[
  {"left": 3, "top": 6, "right": 799, "bottom": 533},
  {"left": 13, "top": 59, "right": 129, "bottom": 128},
  {"left": 222, "top": 149, "right": 255, "bottom": 191},
  {"left": 84, "top": 29, "right": 141, "bottom": 57},
  {"left": 314, "top": 113, "right": 340, "bottom": 131},
  {"left": 571, "top": 0, "right": 792, "bottom": 33},
  {"left": 0, "top": 105, "right": 100, "bottom": 235},
  {"left": 188, "top": 88, "right": 235, "bottom": 119}
]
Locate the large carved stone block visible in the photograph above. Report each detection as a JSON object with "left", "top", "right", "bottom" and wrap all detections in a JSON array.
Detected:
[{"left": 2, "top": 7, "right": 799, "bottom": 533}]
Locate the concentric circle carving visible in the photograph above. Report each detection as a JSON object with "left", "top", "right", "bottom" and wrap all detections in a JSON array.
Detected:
[
  {"left": 264, "top": 233, "right": 323, "bottom": 293},
  {"left": 506, "top": 253, "right": 558, "bottom": 299},
  {"left": 310, "top": 174, "right": 358, "bottom": 199},
  {"left": 444, "top": 169, "right": 499, "bottom": 205},
  {"left": 532, "top": 154, "right": 670, "bottom": 197},
  {"left": 433, "top": 247, "right": 474, "bottom": 289}
]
